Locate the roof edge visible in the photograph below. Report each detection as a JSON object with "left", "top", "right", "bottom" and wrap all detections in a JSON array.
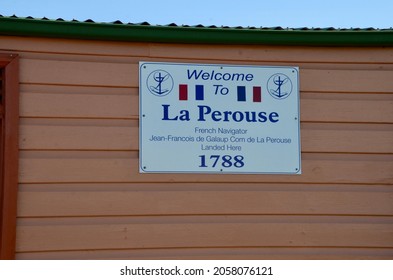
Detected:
[{"left": 1, "top": 16, "right": 393, "bottom": 46}]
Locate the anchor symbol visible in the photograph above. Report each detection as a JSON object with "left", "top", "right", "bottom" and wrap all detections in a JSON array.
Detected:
[
  {"left": 150, "top": 72, "right": 170, "bottom": 95},
  {"left": 270, "top": 75, "right": 289, "bottom": 98},
  {"left": 267, "top": 73, "right": 293, "bottom": 100}
]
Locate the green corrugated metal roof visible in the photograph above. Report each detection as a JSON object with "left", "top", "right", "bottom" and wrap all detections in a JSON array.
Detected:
[{"left": 1, "top": 15, "right": 393, "bottom": 46}]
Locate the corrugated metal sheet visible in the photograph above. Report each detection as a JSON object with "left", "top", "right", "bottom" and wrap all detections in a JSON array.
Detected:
[{"left": 1, "top": 14, "right": 392, "bottom": 31}]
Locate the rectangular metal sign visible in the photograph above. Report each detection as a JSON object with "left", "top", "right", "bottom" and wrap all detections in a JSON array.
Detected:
[{"left": 139, "top": 62, "right": 301, "bottom": 174}]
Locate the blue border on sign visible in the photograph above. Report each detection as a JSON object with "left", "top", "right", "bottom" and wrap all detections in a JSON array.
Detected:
[{"left": 139, "top": 61, "right": 301, "bottom": 175}]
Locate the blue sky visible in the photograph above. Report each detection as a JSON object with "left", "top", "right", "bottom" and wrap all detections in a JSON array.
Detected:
[{"left": 1, "top": 0, "right": 392, "bottom": 28}]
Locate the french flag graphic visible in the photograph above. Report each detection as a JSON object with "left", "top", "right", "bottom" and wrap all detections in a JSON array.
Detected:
[
  {"left": 237, "top": 86, "right": 262, "bottom": 102},
  {"left": 179, "top": 84, "right": 261, "bottom": 102},
  {"left": 179, "top": 84, "right": 204, "bottom": 101}
]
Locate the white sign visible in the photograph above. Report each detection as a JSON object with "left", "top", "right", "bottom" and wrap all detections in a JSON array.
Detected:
[{"left": 139, "top": 62, "right": 301, "bottom": 174}]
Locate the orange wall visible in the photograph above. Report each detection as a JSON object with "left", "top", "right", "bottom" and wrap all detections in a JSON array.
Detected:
[{"left": 0, "top": 36, "right": 392, "bottom": 259}]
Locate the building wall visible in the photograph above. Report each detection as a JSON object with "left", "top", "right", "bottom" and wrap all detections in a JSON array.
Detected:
[{"left": 0, "top": 36, "right": 392, "bottom": 259}]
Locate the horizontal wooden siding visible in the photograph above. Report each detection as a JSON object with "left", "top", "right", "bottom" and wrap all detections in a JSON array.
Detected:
[{"left": 0, "top": 36, "right": 392, "bottom": 259}]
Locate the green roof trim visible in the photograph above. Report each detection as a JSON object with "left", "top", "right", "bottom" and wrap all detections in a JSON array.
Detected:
[{"left": 1, "top": 16, "right": 393, "bottom": 46}]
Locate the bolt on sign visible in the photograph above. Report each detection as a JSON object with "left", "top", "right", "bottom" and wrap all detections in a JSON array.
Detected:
[{"left": 139, "top": 62, "right": 301, "bottom": 174}]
